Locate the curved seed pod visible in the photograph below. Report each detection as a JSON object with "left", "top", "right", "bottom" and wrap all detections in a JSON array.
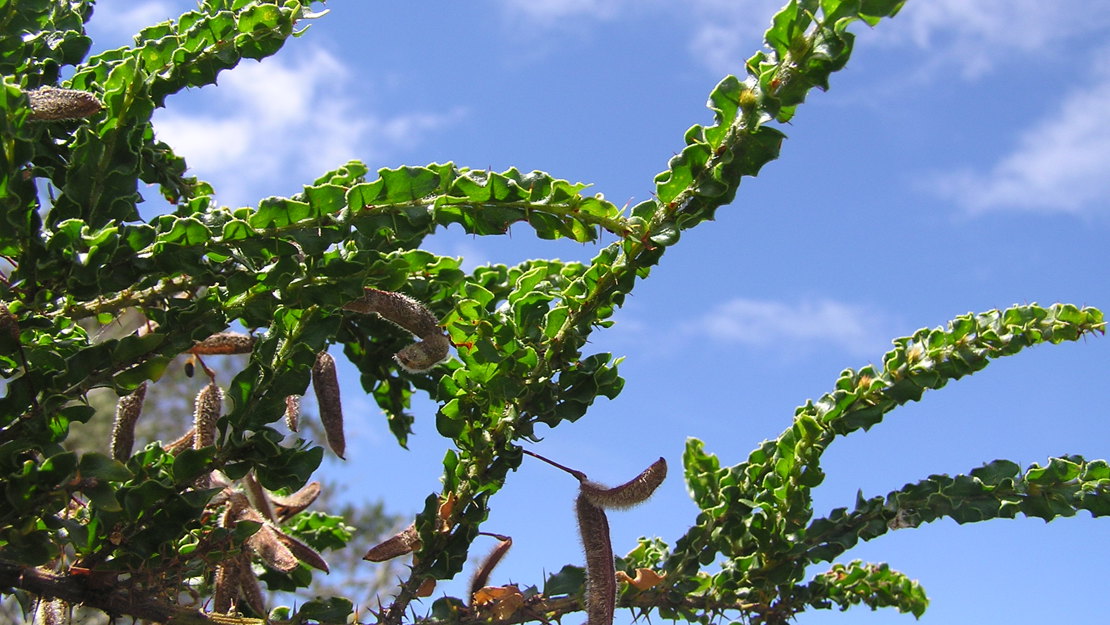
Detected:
[
  {"left": 469, "top": 534, "right": 513, "bottom": 602},
  {"left": 243, "top": 470, "right": 275, "bottom": 522},
  {"left": 272, "top": 481, "right": 321, "bottom": 522},
  {"left": 284, "top": 394, "right": 300, "bottom": 432},
  {"left": 237, "top": 505, "right": 299, "bottom": 573},
  {"left": 193, "top": 382, "right": 222, "bottom": 449},
  {"left": 273, "top": 529, "right": 330, "bottom": 573},
  {"left": 312, "top": 352, "right": 345, "bottom": 459},
  {"left": 188, "top": 331, "right": 255, "bottom": 355},
  {"left": 109, "top": 382, "right": 147, "bottom": 462},
  {"left": 164, "top": 427, "right": 195, "bottom": 455},
  {"left": 576, "top": 493, "right": 615, "bottom": 625},
  {"left": 212, "top": 559, "right": 238, "bottom": 614},
  {"left": 26, "top": 86, "right": 102, "bottom": 121},
  {"left": 235, "top": 552, "right": 266, "bottom": 616},
  {"left": 363, "top": 524, "right": 419, "bottom": 562},
  {"left": 343, "top": 288, "right": 451, "bottom": 372},
  {"left": 580, "top": 457, "right": 667, "bottom": 510}
]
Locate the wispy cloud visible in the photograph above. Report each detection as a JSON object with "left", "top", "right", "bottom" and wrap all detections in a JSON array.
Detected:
[
  {"left": 932, "top": 54, "right": 1110, "bottom": 215},
  {"left": 152, "top": 46, "right": 464, "bottom": 208},
  {"left": 685, "top": 297, "right": 893, "bottom": 359}
]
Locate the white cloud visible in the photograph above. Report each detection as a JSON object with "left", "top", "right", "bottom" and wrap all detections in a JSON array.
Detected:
[
  {"left": 152, "top": 46, "right": 463, "bottom": 207},
  {"left": 933, "top": 56, "right": 1110, "bottom": 214},
  {"left": 687, "top": 297, "right": 892, "bottom": 358},
  {"left": 496, "top": 0, "right": 628, "bottom": 21},
  {"left": 87, "top": 0, "right": 193, "bottom": 45},
  {"left": 872, "top": 0, "right": 1110, "bottom": 79}
]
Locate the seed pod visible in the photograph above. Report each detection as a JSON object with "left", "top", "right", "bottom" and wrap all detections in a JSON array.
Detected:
[
  {"left": 284, "top": 394, "right": 300, "bottom": 432},
  {"left": 109, "top": 382, "right": 147, "bottom": 462},
  {"left": 343, "top": 288, "right": 451, "bottom": 372},
  {"left": 26, "top": 86, "right": 102, "bottom": 121},
  {"left": 274, "top": 530, "right": 330, "bottom": 573},
  {"left": 243, "top": 470, "right": 275, "bottom": 522},
  {"left": 580, "top": 458, "right": 667, "bottom": 510},
  {"left": 237, "top": 505, "right": 299, "bottom": 573},
  {"left": 193, "top": 382, "right": 222, "bottom": 449},
  {"left": 271, "top": 481, "right": 321, "bottom": 522},
  {"left": 235, "top": 552, "right": 266, "bottom": 616},
  {"left": 34, "top": 598, "right": 68, "bottom": 625},
  {"left": 164, "top": 427, "right": 195, "bottom": 455},
  {"left": 576, "top": 493, "right": 615, "bottom": 625},
  {"left": 0, "top": 302, "right": 17, "bottom": 342},
  {"left": 189, "top": 332, "right": 255, "bottom": 355},
  {"left": 312, "top": 352, "right": 345, "bottom": 459},
  {"left": 212, "top": 559, "right": 237, "bottom": 614},
  {"left": 469, "top": 534, "right": 513, "bottom": 602},
  {"left": 363, "top": 523, "right": 419, "bottom": 562}
]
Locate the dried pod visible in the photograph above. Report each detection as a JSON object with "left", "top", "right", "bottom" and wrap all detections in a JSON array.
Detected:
[
  {"left": 472, "top": 585, "right": 525, "bottom": 621},
  {"left": 212, "top": 558, "right": 238, "bottom": 614},
  {"left": 312, "top": 352, "right": 346, "bottom": 459},
  {"left": 284, "top": 394, "right": 300, "bottom": 432},
  {"left": 469, "top": 534, "right": 513, "bottom": 602},
  {"left": 164, "top": 427, "right": 195, "bottom": 455},
  {"left": 26, "top": 86, "right": 102, "bottom": 121},
  {"left": 343, "top": 288, "right": 451, "bottom": 372},
  {"left": 34, "top": 598, "right": 68, "bottom": 625},
  {"left": 237, "top": 506, "right": 298, "bottom": 573},
  {"left": 363, "top": 524, "right": 420, "bottom": 562},
  {"left": 580, "top": 457, "right": 667, "bottom": 510},
  {"left": 189, "top": 331, "right": 255, "bottom": 355},
  {"left": 235, "top": 552, "right": 266, "bottom": 616},
  {"left": 576, "top": 493, "right": 615, "bottom": 625},
  {"left": 243, "top": 470, "right": 275, "bottom": 522},
  {"left": 273, "top": 529, "right": 330, "bottom": 573},
  {"left": 414, "top": 578, "right": 437, "bottom": 598},
  {"left": 109, "top": 382, "right": 147, "bottom": 462},
  {"left": 193, "top": 382, "right": 222, "bottom": 449},
  {"left": 271, "top": 481, "right": 321, "bottom": 522}
]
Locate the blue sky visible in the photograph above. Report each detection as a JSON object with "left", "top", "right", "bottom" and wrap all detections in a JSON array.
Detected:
[{"left": 84, "top": 1, "right": 1110, "bottom": 623}]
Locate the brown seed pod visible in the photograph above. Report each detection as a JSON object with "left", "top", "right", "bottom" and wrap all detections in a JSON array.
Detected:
[
  {"left": 343, "top": 288, "right": 451, "bottom": 372},
  {"left": 284, "top": 394, "right": 300, "bottom": 432},
  {"left": 163, "top": 427, "right": 195, "bottom": 455},
  {"left": 109, "top": 382, "right": 147, "bottom": 462},
  {"left": 193, "top": 382, "right": 222, "bottom": 449},
  {"left": 212, "top": 558, "right": 238, "bottom": 614},
  {"left": 576, "top": 493, "right": 615, "bottom": 625},
  {"left": 580, "top": 457, "right": 667, "bottom": 510},
  {"left": 188, "top": 331, "right": 255, "bottom": 355},
  {"left": 273, "top": 528, "right": 330, "bottom": 573},
  {"left": 26, "top": 86, "right": 102, "bottom": 121},
  {"left": 0, "top": 302, "right": 17, "bottom": 342},
  {"left": 363, "top": 523, "right": 420, "bottom": 562},
  {"left": 237, "top": 505, "right": 299, "bottom": 573},
  {"left": 312, "top": 352, "right": 346, "bottom": 459},
  {"left": 34, "top": 598, "right": 68, "bottom": 625},
  {"left": 271, "top": 481, "right": 321, "bottom": 522},
  {"left": 469, "top": 534, "right": 513, "bottom": 603},
  {"left": 235, "top": 552, "right": 266, "bottom": 616},
  {"left": 243, "top": 470, "right": 275, "bottom": 522}
]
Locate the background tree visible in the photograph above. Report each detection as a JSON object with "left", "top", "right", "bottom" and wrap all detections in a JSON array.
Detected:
[{"left": 1, "top": 1, "right": 1107, "bottom": 624}]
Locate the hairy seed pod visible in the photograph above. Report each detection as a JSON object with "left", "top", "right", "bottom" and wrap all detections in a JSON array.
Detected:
[
  {"left": 188, "top": 331, "right": 255, "bottom": 355},
  {"left": 164, "top": 427, "right": 195, "bottom": 455},
  {"left": 26, "top": 86, "right": 102, "bottom": 121},
  {"left": 576, "top": 493, "right": 615, "bottom": 625},
  {"left": 271, "top": 481, "right": 321, "bottom": 522},
  {"left": 284, "top": 394, "right": 300, "bottom": 432},
  {"left": 109, "top": 382, "right": 147, "bottom": 462},
  {"left": 235, "top": 552, "right": 266, "bottom": 616},
  {"left": 235, "top": 505, "right": 299, "bottom": 573},
  {"left": 212, "top": 559, "right": 237, "bottom": 614},
  {"left": 580, "top": 458, "right": 667, "bottom": 510},
  {"left": 312, "top": 352, "right": 346, "bottom": 459},
  {"left": 243, "top": 470, "right": 275, "bottom": 522},
  {"left": 274, "top": 528, "right": 330, "bottom": 572},
  {"left": 469, "top": 534, "right": 513, "bottom": 602},
  {"left": 363, "top": 523, "right": 419, "bottom": 562},
  {"left": 343, "top": 288, "right": 451, "bottom": 372},
  {"left": 193, "top": 382, "right": 222, "bottom": 449},
  {"left": 34, "top": 598, "right": 68, "bottom": 625}
]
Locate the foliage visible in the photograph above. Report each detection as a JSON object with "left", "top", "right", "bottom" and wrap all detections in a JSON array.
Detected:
[{"left": 1, "top": 1, "right": 1106, "bottom": 624}]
